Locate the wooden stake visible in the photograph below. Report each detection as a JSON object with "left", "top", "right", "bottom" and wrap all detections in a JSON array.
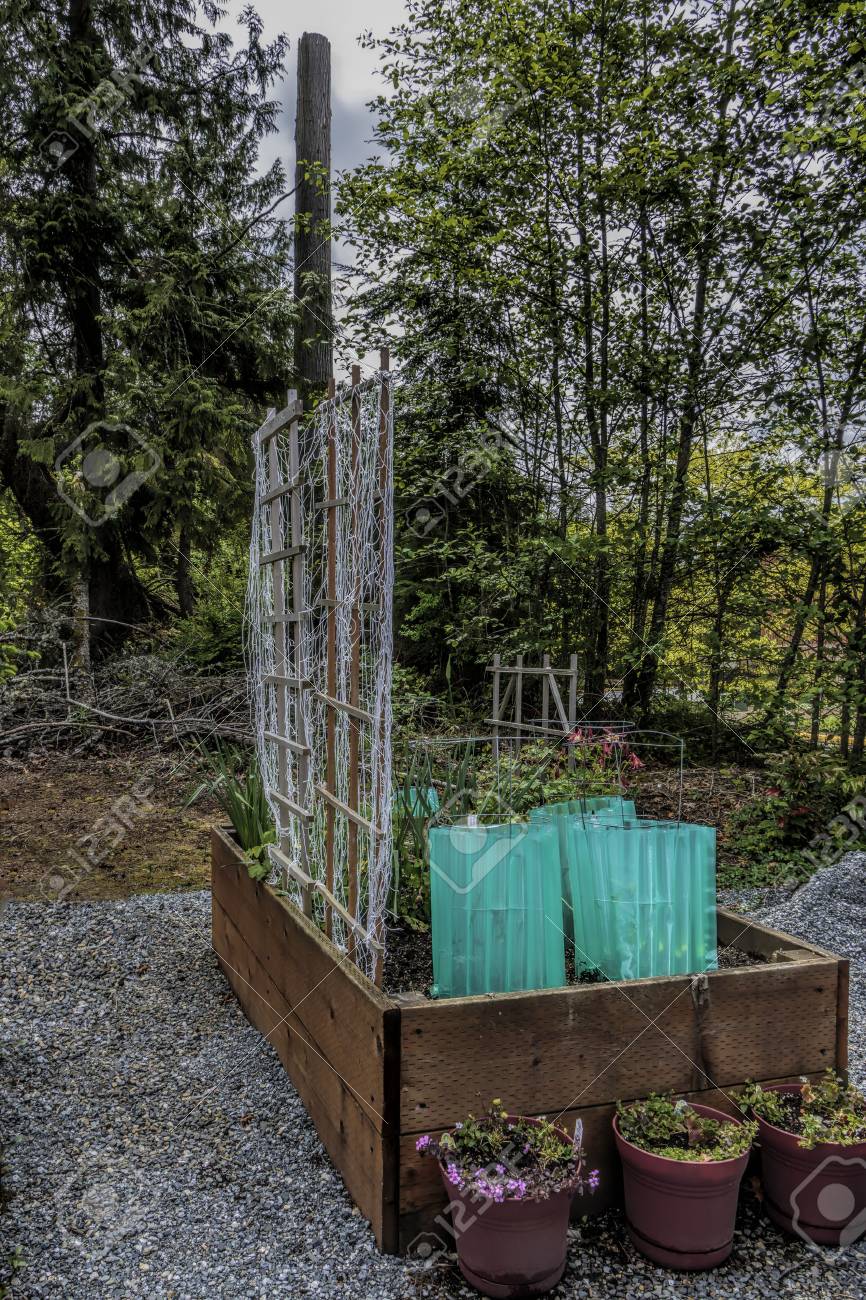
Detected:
[
  {"left": 373, "top": 348, "right": 390, "bottom": 986},
  {"left": 324, "top": 377, "right": 337, "bottom": 937},
  {"left": 514, "top": 652, "right": 523, "bottom": 753},
  {"left": 266, "top": 411, "right": 291, "bottom": 860},
  {"left": 347, "top": 364, "right": 362, "bottom": 954},
  {"left": 492, "top": 652, "right": 501, "bottom": 762},
  {"left": 568, "top": 652, "right": 578, "bottom": 770},
  {"left": 287, "top": 394, "right": 313, "bottom": 917}
]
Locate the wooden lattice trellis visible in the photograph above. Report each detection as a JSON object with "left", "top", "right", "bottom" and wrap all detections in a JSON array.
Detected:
[{"left": 247, "top": 351, "right": 394, "bottom": 983}]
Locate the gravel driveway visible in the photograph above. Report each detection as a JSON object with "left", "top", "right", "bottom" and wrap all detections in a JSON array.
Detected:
[{"left": 2, "top": 856, "right": 866, "bottom": 1298}]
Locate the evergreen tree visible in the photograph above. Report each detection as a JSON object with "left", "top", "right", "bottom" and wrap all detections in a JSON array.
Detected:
[{"left": 0, "top": 0, "right": 294, "bottom": 652}]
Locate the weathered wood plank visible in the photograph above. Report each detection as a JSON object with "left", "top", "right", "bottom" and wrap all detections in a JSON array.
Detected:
[
  {"left": 211, "top": 827, "right": 394, "bottom": 1117},
  {"left": 212, "top": 898, "right": 397, "bottom": 1248},
  {"left": 716, "top": 906, "right": 842, "bottom": 961},
  {"left": 399, "top": 959, "right": 840, "bottom": 1133}
]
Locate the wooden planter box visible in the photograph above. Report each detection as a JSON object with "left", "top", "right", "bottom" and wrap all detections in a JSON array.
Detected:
[{"left": 212, "top": 825, "right": 849, "bottom": 1255}]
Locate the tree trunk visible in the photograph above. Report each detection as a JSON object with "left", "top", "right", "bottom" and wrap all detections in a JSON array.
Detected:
[
  {"left": 176, "top": 521, "right": 196, "bottom": 617},
  {"left": 633, "top": 0, "right": 739, "bottom": 720}
]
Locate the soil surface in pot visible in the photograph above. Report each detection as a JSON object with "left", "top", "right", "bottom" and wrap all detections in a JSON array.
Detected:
[{"left": 381, "top": 920, "right": 766, "bottom": 997}]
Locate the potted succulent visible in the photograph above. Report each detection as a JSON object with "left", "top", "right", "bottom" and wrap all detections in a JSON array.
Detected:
[
  {"left": 415, "top": 1100, "right": 599, "bottom": 1298},
  {"left": 613, "top": 1094, "right": 756, "bottom": 1270},
  {"left": 743, "top": 1070, "right": 866, "bottom": 1246}
]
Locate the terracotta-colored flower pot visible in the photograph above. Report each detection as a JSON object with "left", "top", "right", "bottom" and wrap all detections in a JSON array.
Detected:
[
  {"left": 753, "top": 1084, "right": 866, "bottom": 1246},
  {"left": 613, "top": 1104, "right": 751, "bottom": 1270},
  {"left": 438, "top": 1118, "right": 579, "bottom": 1298}
]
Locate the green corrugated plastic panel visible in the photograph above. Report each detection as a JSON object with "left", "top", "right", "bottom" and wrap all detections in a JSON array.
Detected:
[
  {"left": 429, "top": 820, "right": 566, "bottom": 998},
  {"left": 529, "top": 796, "right": 637, "bottom": 820},
  {"left": 401, "top": 785, "right": 440, "bottom": 816},
  {"left": 561, "top": 817, "right": 717, "bottom": 980}
]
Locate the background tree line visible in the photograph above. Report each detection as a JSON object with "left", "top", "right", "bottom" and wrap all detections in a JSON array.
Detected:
[
  {"left": 342, "top": 0, "right": 866, "bottom": 761},
  {"left": 2, "top": 0, "right": 866, "bottom": 772}
]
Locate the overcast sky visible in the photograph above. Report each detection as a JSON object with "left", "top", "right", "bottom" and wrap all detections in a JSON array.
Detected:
[{"left": 224, "top": 2, "right": 409, "bottom": 182}]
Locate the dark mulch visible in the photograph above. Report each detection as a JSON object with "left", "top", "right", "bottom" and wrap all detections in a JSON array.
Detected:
[
  {"left": 381, "top": 917, "right": 766, "bottom": 997},
  {"left": 717, "top": 944, "right": 767, "bottom": 969}
]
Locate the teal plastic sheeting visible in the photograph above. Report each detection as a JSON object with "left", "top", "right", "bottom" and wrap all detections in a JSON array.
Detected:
[
  {"left": 529, "top": 798, "right": 635, "bottom": 946},
  {"left": 529, "top": 796, "right": 636, "bottom": 820},
  {"left": 429, "top": 819, "right": 566, "bottom": 998},
  {"left": 545, "top": 816, "right": 717, "bottom": 980},
  {"left": 400, "top": 785, "right": 440, "bottom": 816}
]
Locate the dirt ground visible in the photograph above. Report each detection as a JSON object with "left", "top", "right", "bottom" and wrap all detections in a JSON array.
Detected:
[
  {"left": 0, "top": 747, "right": 761, "bottom": 906},
  {"left": 0, "top": 749, "right": 219, "bottom": 902}
]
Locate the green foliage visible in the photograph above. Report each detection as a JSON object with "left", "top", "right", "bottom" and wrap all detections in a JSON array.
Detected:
[
  {"left": 743, "top": 1071, "right": 866, "bottom": 1149},
  {"left": 617, "top": 1095, "right": 757, "bottom": 1162},
  {"left": 727, "top": 749, "right": 866, "bottom": 881},
  {"left": 166, "top": 532, "right": 248, "bottom": 669},
  {"left": 389, "top": 733, "right": 637, "bottom": 925},
  {"left": 185, "top": 744, "right": 275, "bottom": 878},
  {"left": 338, "top": 0, "right": 866, "bottom": 761},
  {"left": 1, "top": 0, "right": 295, "bottom": 637},
  {"left": 0, "top": 491, "right": 41, "bottom": 680}
]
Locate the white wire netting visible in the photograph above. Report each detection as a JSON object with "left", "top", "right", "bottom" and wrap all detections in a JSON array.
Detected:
[{"left": 245, "top": 374, "right": 394, "bottom": 979}]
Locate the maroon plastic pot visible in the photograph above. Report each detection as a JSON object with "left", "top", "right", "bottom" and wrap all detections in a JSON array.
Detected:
[
  {"left": 753, "top": 1084, "right": 866, "bottom": 1246},
  {"left": 613, "top": 1103, "right": 751, "bottom": 1270},
  {"left": 438, "top": 1118, "right": 579, "bottom": 1298}
]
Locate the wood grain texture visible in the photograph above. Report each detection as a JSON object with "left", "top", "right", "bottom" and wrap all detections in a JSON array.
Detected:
[
  {"left": 212, "top": 829, "right": 847, "bottom": 1258},
  {"left": 211, "top": 826, "right": 400, "bottom": 1250},
  {"left": 399, "top": 958, "right": 840, "bottom": 1135},
  {"left": 212, "top": 898, "right": 396, "bottom": 1246},
  {"left": 212, "top": 827, "right": 394, "bottom": 1114}
]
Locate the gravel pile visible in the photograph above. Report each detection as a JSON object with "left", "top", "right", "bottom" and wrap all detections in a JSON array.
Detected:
[
  {"left": 752, "top": 851, "right": 866, "bottom": 1092},
  {"left": 2, "top": 859, "right": 866, "bottom": 1298}
]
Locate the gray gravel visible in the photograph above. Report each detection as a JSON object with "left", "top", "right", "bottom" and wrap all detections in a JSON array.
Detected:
[{"left": 3, "top": 860, "right": 866, "bottom": 1298}]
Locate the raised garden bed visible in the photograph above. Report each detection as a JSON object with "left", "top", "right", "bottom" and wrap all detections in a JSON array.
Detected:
[{"left": 211, "top": 824, "right": 849, "bottom": 1255}]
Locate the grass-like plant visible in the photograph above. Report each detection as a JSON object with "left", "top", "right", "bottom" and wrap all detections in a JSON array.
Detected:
[
  {"left": 415, "top": 1100, "right": 599, "bottom": 1202},
  {"left": 186, "top": 743, "right": 275, "bottom": 879}
]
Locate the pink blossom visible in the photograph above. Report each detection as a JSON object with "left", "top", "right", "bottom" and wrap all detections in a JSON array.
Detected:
[{"left": 415, "top": 1135, "right": 431, "bottom": 1152}]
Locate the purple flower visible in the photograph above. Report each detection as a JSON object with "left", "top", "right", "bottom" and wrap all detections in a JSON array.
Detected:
[
  {"left": 415, "top": 1135, "right": 431, "bottom": 1152},
  {"left": 588, "top": 1169, "right": 600, "bottom": 1191},
  {"left": 495, "top": 1163, "right": 506, "bottom": 1175},
  {"left": 446, "top": 1161, "right": 462, "bottom": 1186}
]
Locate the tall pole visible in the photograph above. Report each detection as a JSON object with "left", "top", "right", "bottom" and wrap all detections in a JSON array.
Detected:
[{"left": 293, "top": 32, "right": 333, "bottom": 408}]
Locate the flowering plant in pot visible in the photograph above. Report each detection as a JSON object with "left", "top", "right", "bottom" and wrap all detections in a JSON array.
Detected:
[
  {"left": 614, "top": 1094, "right": 756, "bottom": 1270},
  {"left": 742, "top": 1070, "right": 866, "bottom": 1246},
  {"left": 415, "top": 1100, "right": 599, "bottom": 1298}
]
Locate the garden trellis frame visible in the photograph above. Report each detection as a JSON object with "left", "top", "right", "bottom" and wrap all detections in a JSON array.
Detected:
[
  {"left": 488, "top": 653, "right": 580, "bottom": 743},
  {"left": 246, "top": 350, "right": 394, "bottom": 984}
]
